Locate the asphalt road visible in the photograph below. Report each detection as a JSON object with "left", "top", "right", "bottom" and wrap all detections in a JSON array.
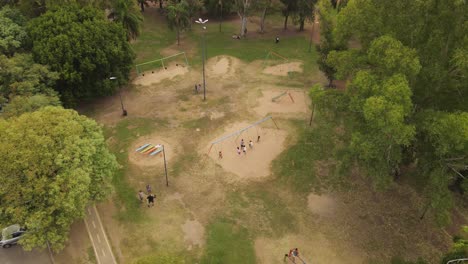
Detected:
[
  {"left": 0, "top": 245, "right": 51, "bottom": 264},
  {"left": 84, "top": 205, "right": 116, "bottom": 264}
]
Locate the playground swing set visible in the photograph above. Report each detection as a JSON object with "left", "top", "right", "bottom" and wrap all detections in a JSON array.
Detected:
[
  {"left": 271, "top": 91, "right": 295, "bottom": 103},
  {"left": 135, "top": 52, "right": 190, "bottom": 76},
  {"left": 207, "top": 116, "right": 279, "bottom": 157}
]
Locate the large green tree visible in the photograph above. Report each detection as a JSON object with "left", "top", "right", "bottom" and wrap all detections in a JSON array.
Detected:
[
  {"left": 28, "top": 5, "right": 134, "bottom": 105},
  {"left": 110, "top": 0, "right": 144, "bottom": 40},
  {"left": 166, "top": 0, "right": 190, "bottom": 45},
  {"left": 0, "top": 106, "right": 117, "bottom": 250},
  {"left": 0, "top": 6, "right": 27, "bottom": 56},
  {"left": 0, "top": 53, "right": 60, "bottom": 117},
  {"left": 312, "top": 0, "right": 467, "bottom": 224}
]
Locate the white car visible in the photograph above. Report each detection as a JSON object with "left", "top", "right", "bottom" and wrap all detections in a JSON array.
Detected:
[{"left": 0, "top": 224, "right": 26, "bottom": 248}]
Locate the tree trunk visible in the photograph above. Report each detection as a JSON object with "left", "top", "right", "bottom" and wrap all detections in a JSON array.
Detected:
[
  {"left": 299, "top": 18, "right": 305, "bottom": 31},
  {"left": 240, "top": 16, "right": 247, "bottom": 37},
  {"left": 260, "top": 6, "right": 268, "bottom": 33},
  {"left": 177, "top": 27, "right": 180, "bottom": 45},
  {"left": 140, "top": 2, "right": 145, "bottom": 12},
  {"left": 283, "top": 14, "right": 289, "bottom": 30},
  {"left": 219, "top": 0, "right": 223, "bottom": 32},
  {"left": 159, "top": 0, "right": 163, "bottom": 9}
]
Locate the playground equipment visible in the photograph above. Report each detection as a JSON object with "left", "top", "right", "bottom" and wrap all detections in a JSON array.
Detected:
[
  {"left": 136, "top": 144, "right": 164, "bottom": 156},
  {"left": 271, "top": 91, "right": 295, "bottom": 103},
  {"left": 447, "top": 259, "right": 468, "bottom": 264},
  {"left": 263, "top": 50, "right": 292, "bottom": 76},
  {"left": 135, "top": 52, "right": 189, "bottom": 76},
  {"left": 207, "top": 116, "right": 279, "bottom": 155},
  {"left": 135, "top": 143, "right": 169, "bottom": 186}
]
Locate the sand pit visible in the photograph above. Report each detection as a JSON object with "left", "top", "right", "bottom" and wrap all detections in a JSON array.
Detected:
[
  {"left": 262, "top": 62, "right": 303, "bottom": 76},
  {"left": 207, "top": 122, "right": 287, "bottom": 180},
  {"left": 254, "top": 90, "right": 309, "bottom": 116},
  {"left": 181, "top": 219, "right": 205, "bottom": 250},
  {"left": 128, "top": 135, "right": 176, "bottom": 167},
  {"left": 133, "top": 64, "right": 188, "bottom": 86},
  {"left": 209, "top": 56, "right": 229, "bottom": 75},
  {"left": 206, "top": 55, "right": 240, "bottom": 78},
  {"left": 307, "top": 193, "right": 337, "bottom": 218}
]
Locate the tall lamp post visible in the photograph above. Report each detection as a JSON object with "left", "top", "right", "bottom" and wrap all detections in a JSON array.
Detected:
[
  {"left": 110, "top": 76, "right": 127, "bottom": 116},
  {"left": 161, "top": 145, "right": 169, "bottom": 187},
  {"left": 195, "top": 18, "right": 208, "bottom": 101}
]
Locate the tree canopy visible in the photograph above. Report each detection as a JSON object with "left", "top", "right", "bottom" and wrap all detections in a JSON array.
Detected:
[
  {"left": 0, "top": 106, "right": 117, "bottom": 251},
  {"left": 28, "top": 5, "right": 134, "bottom": 106},
  {"left": 0, "top": 6, "right": 27, "bottom": 56},
  {"left": 311, "top": 0, "right": 468, "bottom": 224}
]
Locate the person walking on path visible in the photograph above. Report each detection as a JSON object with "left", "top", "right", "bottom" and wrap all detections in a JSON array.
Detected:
[
  {"left": 237, "top": 147, "right": 241, "bottom": 155},
  {"left": 243, "top": 145, "right": 247, "bottom": 154},
  {"left": 240, "top": 139, "right": 244, "bottom": 147},
  {"left": 138, "top": 190, "right": 145, "bottom": 203},
  {"left": 146, "top": 184, "right": 152, "bottom": 193},
  {"left": 147, "top": 193, "right": 156, "bottom": 207},
  {"left": 249, "top": 140, "right": 253, "bottom": 148},
  {"left": 219, "top": 151, "right": 223, "bottom": 159}
]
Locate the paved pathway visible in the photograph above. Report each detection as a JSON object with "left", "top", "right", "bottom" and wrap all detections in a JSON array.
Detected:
[
  {"left": 0, "top": 245, "right": 51, "bottom": 264},
  {"left": 84, "top": 205, "right": 117, "bottom": 264}
]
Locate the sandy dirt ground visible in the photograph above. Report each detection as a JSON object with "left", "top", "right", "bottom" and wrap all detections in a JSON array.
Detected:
[
  {"left": 54, "top": 221, "right": 93, "bottom": 264},
  {"left": 263, "top": 62, "right": 303, "bottom": 76},
  {"left": 133, "top": 63, "right": 189, "bottom": 86},
  {"left": 181, "top": 220, "right": 205, "bottom": 250},
  {"left": 128, "top": 134, "right": 177, "bottom": 167},
  {"left": 255, "top": 233, "right": 365, "bottom": 264},
  {"left": 254, "top": 89, "right": 309, "bottom": 116},
  {"left": 207, "top": 122, "right": 287, "bottom": 180},
  {"left": 307, "top": 193, "right": 336, "bottom": 218}
]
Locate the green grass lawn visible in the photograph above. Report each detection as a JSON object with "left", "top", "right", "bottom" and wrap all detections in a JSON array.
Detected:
[{"left": 201, "top": 219, "right": 256, "bottom": 264}]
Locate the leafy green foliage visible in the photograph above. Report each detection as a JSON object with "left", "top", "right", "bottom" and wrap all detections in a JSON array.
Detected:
[
  {"left": 0, "top": 6, "right": 27, "bottom": 56},
  {"left": 110, "top": 0, "right": 144, "bottom": 40},
  {"left": 323, "top": 36, "right": 418, "bottom": 186},
  {"left": 166, "top": 0, "right": 191, "bottom": 45},
  {"left": 28, "top": 5, "right": 134, "bottom": 105},
  {"left": 0, "top": 106, "right": 117, "bottom": 251},
  {"left": 293, "top": 0, "right": 316, "bottom": 31},
  {"left": 0, "top": 53, "right": 60, "bottom": 117}
]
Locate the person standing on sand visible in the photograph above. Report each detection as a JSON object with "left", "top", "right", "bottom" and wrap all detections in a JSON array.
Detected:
[
  {"left": 147, "top": 193, "right": 155, "bottom": 207},
  {"left": 237, "top": 147, "right": 241, "bottom": 155},
  {"left": 219, "top": 151, "right": 223, "bottom": 159},
  {"left": 138, "top": 190, "right": 145, "bottom": 203},
  {"left": 240, "top": 139, "right": 244, "bottom": 146},
  {"left": 243, "top": 145, "right": 247, "bottom": 154},
  {"left": 249, "top": 140, "right": 253, "bottom": 148},
  {"left": 257, "top": 135, "right": 260, "bottom": 142},
  {"left": 146, "top": 184, "right": 152, "bottom": 193}
]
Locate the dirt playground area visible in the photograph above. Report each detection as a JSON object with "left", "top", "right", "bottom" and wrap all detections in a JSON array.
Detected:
[{"left": 79, "top": 50, "right": 452, "bottom": 264}]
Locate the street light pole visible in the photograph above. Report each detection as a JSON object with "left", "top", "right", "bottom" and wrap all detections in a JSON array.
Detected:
[
  {"left": 110, "top": 76, "right": 127, "bottom": 116},
  {"left": 162, "top": 145, "right": 169, "bottom": 187},
  {"left": 196, "top": 18, "right": 208, "bottom": 101}
]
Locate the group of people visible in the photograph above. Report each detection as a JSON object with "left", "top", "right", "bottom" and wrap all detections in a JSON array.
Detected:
[
  {"left": 217, "top": 136, "right": 261, "bottom": 159},
  {"left": 194, "top": 83, "right": 202, "bottom": 94},
  {"left": 284, "top": 248, "right": 303, "bottom": 263},
  {"left": 138, "top": 184, "right": 156, "bottom": 207}
]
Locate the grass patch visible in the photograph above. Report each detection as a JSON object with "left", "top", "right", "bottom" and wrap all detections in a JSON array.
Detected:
[
  {"left": 132, "top": 10, "right": 176, "bottom": 64},
  {"left": 201, "top": 219, "right": 256, "bottom": 264},
  {"left": 272, "top": 119, "right": 337, "bottom": 193},
  {"left": 87, "top": 246, "right": 97, "bottom": 264},
  {"left": 104, "top": 117, "right": 168, "bottom": 222}
]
